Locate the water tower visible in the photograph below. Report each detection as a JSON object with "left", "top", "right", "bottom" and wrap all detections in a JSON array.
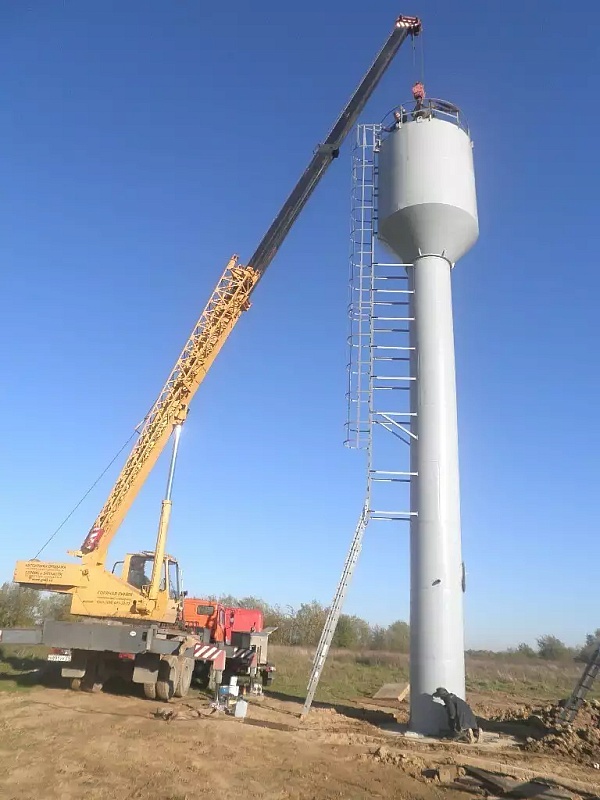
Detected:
[{"left": 377, "top": 98, "right": 478, "bottom": 734}]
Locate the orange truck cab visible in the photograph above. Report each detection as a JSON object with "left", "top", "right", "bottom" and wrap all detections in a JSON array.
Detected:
[{"left": 183, "top": 598, "right": 264, "bottom": 645}]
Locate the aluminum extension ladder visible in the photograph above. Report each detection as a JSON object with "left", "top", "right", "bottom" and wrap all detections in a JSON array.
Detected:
[
  {"left": 301, "top": 505, "right": 370, "bottom": 719},
  {"left": 558, "top": 643, "right": 600, "bottom": 724}
]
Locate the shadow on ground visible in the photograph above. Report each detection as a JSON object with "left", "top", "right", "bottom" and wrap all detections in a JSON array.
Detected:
[{"left": 264, "top": 689, "right": 398, "bottom": 726}]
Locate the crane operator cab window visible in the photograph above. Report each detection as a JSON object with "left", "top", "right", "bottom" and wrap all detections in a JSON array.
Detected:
[
  {"left": 168, "top": 560, "right": 180, "bottom": 601},
  {"left": 127, "top": 555, "right": 152, "bottom": 591}
]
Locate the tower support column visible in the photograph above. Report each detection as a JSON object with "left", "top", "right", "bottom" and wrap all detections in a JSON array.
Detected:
[{"left": 408, "top": 254, "right": 466, "bottom": 735}]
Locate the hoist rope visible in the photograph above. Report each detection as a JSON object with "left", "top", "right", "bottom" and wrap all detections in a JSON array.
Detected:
[{"left": 33, "top": 430, "right": 138, "bottom": 559}]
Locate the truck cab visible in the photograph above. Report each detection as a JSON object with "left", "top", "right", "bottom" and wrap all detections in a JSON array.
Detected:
[
  {"left": 183, "top": 599, "right": 225, "bottom": 641},
  {"left": 182, "top": 598, "right": 264, "bottom": 644}
]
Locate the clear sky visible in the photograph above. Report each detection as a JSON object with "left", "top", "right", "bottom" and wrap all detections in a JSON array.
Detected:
[{"left": 1, "top": 1, "right": 598, "bottom": 650}]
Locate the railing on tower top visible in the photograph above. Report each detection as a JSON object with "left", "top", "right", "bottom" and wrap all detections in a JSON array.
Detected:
[{"left": 378, "top": 98, "right": 469, "bottom": 141}]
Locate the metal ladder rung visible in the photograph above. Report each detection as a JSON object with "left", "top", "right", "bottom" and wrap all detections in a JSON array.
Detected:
[
  {"left": 373, "top": 357, "right": 411, "bottom": 362},
  {"left": 371, "top": 345, "right": 415, "bottom": 351},
  {"left": 370, "top": 477, "right": 411, "bottom": 483},
  {"left": 374, "top": 412, "right": 416, "bottom": 417},
  {"left": 374, "top": 375, "right": 415, "bottom": 381},
  {"left": 370, "top": 470, "right": 417, "bottom": 475},
  {"left": 372, "top": 316, "right": 414, "bottom": 322}
]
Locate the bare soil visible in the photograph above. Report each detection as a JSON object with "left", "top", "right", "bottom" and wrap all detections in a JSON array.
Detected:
[{"left": 0, "top": 682, "right": 598, "bottom": 800}]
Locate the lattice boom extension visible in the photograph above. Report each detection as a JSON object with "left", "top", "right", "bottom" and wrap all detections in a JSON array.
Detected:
[{"left": 80, "top": 257, "right": 260, "bottom": 561}]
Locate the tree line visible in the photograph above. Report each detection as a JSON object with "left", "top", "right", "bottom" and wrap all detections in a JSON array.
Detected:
[
  {"left": 0, "top": 583, "right": 71, "bottom": 627},
  {"left": 221, "top": 597, "right": 412, "bottom": 652},
  {"left": 0, "top": 583, "right": 597, "bottom": 663},
  {"left": 216, "top": 594, "right": 599, "bottom": 662}
]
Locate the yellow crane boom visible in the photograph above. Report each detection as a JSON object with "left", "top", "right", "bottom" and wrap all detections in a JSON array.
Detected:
[
  {"left": 14, "top": 257, "right": 259, "bottom": 615},
  {"left": 77, "top": 256, "right": 259, "bottom": 565}
]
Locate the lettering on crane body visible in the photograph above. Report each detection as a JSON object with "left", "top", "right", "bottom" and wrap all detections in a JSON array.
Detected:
[{"left": 13, "top": 561, "right": 84, "bottom": 585}]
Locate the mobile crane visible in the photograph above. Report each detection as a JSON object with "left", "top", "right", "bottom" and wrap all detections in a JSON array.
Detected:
[{"left": 1, "top": 14, "right": 421, "bottom": 700}]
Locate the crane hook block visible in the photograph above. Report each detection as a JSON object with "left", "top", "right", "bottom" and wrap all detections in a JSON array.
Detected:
[{"left": 395, "top": 15, "right": 422, "bottom": 35}]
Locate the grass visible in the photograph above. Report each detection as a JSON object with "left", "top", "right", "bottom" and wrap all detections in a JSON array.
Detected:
[
  {"left": 0, "top": 643, "right": 595, "bottom": 707},
  {"left": 268, "top": 645, "right": 598, "bottom": 706},
  {"left": 268, "top": 646, "right": 411, "bottom": 704},
  {"left": 0, "top": 646, "right": 48, "bottom": 693}
]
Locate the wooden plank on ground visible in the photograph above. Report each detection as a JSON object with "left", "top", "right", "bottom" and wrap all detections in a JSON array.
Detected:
[{"left": 372, "top": 683, "right": 410, "bottom": 701}]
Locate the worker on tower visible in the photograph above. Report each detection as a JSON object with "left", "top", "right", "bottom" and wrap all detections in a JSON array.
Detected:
[
  {"left": 432, "top": 687, "right": 480, "bottom": 742},
  {"left": 412, "top": 81, "right": 431, "bottom": 120},
  {"left": 383, "top": 109, "right": 404, "bottom": 133}
]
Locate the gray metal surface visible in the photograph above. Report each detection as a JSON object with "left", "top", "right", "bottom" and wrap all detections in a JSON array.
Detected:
[
  {"left": 133, "top": 652, "right": 160, "bottom": 684},
  {"left": 0, "top": 627, "right": 43, "bottom": 645},
  {"left": 149, "top": 636, "right": 182, "bottom": 655},
  {"left": 42, "top": 620, "right": 152, "bottom": 653},
  {"left": 378, "top": 116, "right": 478, "bottom": 264}
]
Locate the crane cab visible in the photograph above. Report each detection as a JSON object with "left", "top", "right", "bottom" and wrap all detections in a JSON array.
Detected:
[{"left": 112, "top": 551, "right": 184, "bottom": 619}]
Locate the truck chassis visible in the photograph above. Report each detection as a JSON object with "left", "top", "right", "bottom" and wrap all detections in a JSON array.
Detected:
[{"left": 0, "top": 619, "right": 274, "bottom": 700}]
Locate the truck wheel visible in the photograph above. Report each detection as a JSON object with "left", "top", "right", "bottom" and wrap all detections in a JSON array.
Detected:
[
  {"left": 81, "top": 660, "right": 104, "bottom": 693},
  {"left": 175, "top": 656, "right": 194, "bottom": 698},
  {"left": 143, "top": 683, "right": 157, "bottom": 700},
  {"left": 156, "top": 656, "right": 178, "bottom": 703}
]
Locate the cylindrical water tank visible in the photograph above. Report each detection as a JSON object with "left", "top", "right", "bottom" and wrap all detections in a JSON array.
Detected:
[{"left": 377, "top": 113, "right": 478, "bottom": 263}]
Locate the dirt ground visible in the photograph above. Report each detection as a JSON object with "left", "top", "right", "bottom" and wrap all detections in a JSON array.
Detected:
[{"left": 0, "top": 682, "right": 598, "bottom": 800}]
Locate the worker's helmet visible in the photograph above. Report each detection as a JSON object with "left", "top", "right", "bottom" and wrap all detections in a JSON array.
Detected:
[{"left": 432, "top": 687, "right": 449, "bottom": 698}]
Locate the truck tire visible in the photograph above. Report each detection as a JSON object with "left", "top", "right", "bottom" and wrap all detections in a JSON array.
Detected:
[
  {"left": 156, "top": 656, "right": 178, "bottom": 702},
  {"left": 81, "top": 659, "right": 104, "bottom": 693},
  {"left": 174, "top": 656, "right": 194, "bottom": 698},
  {"left": 143, "top": 683, "right": 157, "bottom": 700}
]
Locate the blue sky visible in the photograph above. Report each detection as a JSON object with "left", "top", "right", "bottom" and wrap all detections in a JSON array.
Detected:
[{"left": 1, "top": 1, "right": 598, "bottom": 649}]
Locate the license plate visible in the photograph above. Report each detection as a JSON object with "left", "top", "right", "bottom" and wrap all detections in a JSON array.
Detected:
[{"left": 47, "top": 653, "right": 71, "bottom": 662}]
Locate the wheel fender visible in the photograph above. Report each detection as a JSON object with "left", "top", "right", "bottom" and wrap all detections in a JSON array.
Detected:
[{"left": 133, "top": 652, "right": 160, "bottom": 685}]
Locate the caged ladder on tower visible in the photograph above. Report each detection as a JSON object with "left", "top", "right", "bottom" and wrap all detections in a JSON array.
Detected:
[
  {"left": 558, "top": 643, "right": 600, "bottom": 724},
  {"left": 301, "top": 125, "right": 414, "bottom": 718}
]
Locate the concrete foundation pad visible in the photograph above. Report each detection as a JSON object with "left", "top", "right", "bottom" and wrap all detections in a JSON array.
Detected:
[{"left": 378, "top": 724, "right": 515, "bottom": 748}]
